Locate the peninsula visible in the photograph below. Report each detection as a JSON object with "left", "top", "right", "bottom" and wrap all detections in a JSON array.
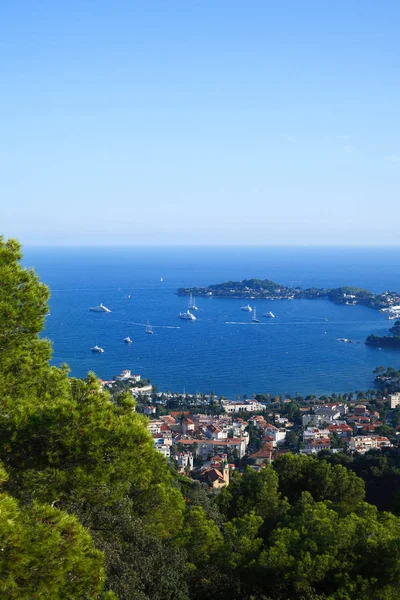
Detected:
[
  {"left": 366, "top": 320, "right": 400, "bottom": 348},
  {"left": 178, "top": 278, "right": 400, "bottom": 310}
]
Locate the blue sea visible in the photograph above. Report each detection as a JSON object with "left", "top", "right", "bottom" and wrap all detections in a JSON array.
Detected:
[{"left": 23, "top": 246, "right": 400, "bottom": 398}]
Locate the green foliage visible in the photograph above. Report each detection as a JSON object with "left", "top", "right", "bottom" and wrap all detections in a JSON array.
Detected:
[
  {"left": 227, "top": 467, "right": 288, "bottom": 526},
  {"left": 89, "top": 498, "right": 189, "bottom": 600},
  {"left": 273, "top": 453, "right": 365, "bottom": 513},
  {"left": 0, "top": 485, "right": 109, "bottom": 599},
  {"left": 258, "top": 493, "right": 400, "bottom": 600},
  {"left": 177, "top": 506, "right": 223, "bottom": 567}
]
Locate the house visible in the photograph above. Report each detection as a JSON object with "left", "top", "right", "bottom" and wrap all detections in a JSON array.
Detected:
[
  {"left": 205, "top": 424, "right": 226, "bottom": 440},
  {"left": 147, "top": 420, "right": 163, "bottom": 435},
  {"left": 314, "top": 406, "right": 341, "bottom": 422},
  {"left": 175, "top": 452, "right": 194, "bottom": 472},
  {"left": 182, "top": 418, "right": 195, "bottom": 434},
  {"left": 155, "top": 443, "right": 171, "bottom": 458},
  {"left": 265, "top": 425, "right": 286, "bottom": 445},
  {"left": 248, "top": 443, "right": 273, "bottom": 465},
  {"left": 301, "top": 438, "right": 331, "bottom": 454},
  {"left": 116, "top": 370, "right": 141, "bottom": 382},
  {"left": 326, "top": 423, "right": 353, "bottom": 439},
  {"left": 354, "top": 404, "right": 368, "bottom": 416},
  {"left": 143, "top": 406, "right": 157, "bottom": 415},
  {"left": 203, "top": 464, "right": 229, "bottom": 489},
  {"left": 197, "top": 437, "right": 247, "bottom": 459},
  {"left": 303, "top": 427, "right": 330, "bottom": 442},
  {"left": 349, "top": 435, "right": 392, "bottom": 454}
]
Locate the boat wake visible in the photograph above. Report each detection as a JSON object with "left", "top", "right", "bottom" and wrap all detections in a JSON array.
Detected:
[
  {"left": 125, "top": 321, "right": 180, "bottom": 329},
  {"left": 225, "top": 321, "right": 270, "bottom": 325}
]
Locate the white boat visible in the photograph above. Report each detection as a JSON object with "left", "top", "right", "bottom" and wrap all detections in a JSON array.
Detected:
[
  {"left": 337, "top": 338, "right": 352, "bottom": 343},
  {"left": 91, "top": 345, "right": 104, "bottom": 353},
  {"left": 160, "top": 277, "right": 163, "bottom": 282},
  {"left": 124, "top": 337, "right": 133, "bottom": 344},
  {"left": 388, "top": 314, "right": 400, "bottom": 320},
  {"left": 241, "top": 304, "right": 252, "bottom": 312},
  {"left": 145, "top": 321, "right": 154, "bottom": 334},
  {"left": 89, "top": 303, "right": 111, "bottom": 313},
  {"left": 188, "top": 292, "right": 199, "bottom": 311},
  {"left": 179, "top": 310, "right": 196, "bottom": 321},
  {"left": 262, "top": 311, "right": 275, "bottom": 318},
  {"left": 252, "top": 307, "right": 260, "bottom": 323}
]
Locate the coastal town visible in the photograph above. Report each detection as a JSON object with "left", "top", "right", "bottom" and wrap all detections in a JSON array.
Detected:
[{"left": 101, "top": 368, "right": 400, "bottom": 489}]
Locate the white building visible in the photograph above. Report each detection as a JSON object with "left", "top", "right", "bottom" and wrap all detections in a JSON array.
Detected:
[
  {"left": 349, "top": 435, "right": 392, "bottom": 454},
  {"left": 222, "top": 400, "right": 265, "bottom": 414},
  {"left": 116, "top": 370, "right": 141, "bottom": 382},
  {"left": 175, "top": 452, "right": 194, "bottom": 471},
  {"left": 147, "top": 420, "right": 163, "bottom": 435},
  {"left": 390, "top": 393, "right": 400, "bottom": 409},
  {"left": 265, "top": 425, "right": 286, "bottom": 445},
  {"left": 155, "top": 444, "right": 171, "bottom": 458},
  {"left": 303, "top": 427, "right": 331, "bottom": 442}
]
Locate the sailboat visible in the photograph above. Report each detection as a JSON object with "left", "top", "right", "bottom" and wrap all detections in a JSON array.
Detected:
[
  {"left": 145, "top": 321, "right": 154, "bottom": 335},
  {"left": 160, "top": 277, "right": 163, "bottom": 282},
  {"left": 252, "top": 306, "right": 260, "bottom": 323},
  {"left": 188, "top": 292, "right": 198, "bottom": 311}
]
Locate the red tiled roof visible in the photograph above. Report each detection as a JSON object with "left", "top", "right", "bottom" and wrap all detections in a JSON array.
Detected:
[{"left": 204, "top": 469, "right": 224, "bottom": 483}]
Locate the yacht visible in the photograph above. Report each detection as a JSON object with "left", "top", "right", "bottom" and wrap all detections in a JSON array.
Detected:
[
  {"left": 188, "top": 292, "right": 199, "bottom": 311},
  {"left": 388, "top": 314, "right": 400, "bottom": 320},
  {"left": 241, "top": 304, "right": 252, "bottom": 312},
  {"left": 89, "top": 303, "right": 111, "bottom": 313},
  {"left": 145, "top": 321, "right": 154, "bottom": 334},
  {"left": 179, "top": 310, "right": 196, "bottom": 321},
  {"left": 124, "top": 337, "right": 133, "bottom": 344},
  {"left": 91, "top": 345, "right": 104, "bottom": 353},
  {"left": 262, "top": 311, "right": 275, "bottom": 318},
  {"left": 252, "top": 307, "right": 260, "bottom": 323}
]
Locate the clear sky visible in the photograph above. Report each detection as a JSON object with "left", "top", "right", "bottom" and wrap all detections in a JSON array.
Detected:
[{"left": 1, "top": 0, "right": 400, "bottom": 246}]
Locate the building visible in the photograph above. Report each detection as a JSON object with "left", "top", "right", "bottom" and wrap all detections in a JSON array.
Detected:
[
  {"left": 390, "top": 393, "right": 400, "bottom": 409},
  {"left": 248, "top": 443, "right": 273, "bottom": 466},
  {"left": 314, "top": 406, "right": 341, "bottom": 422},
  {"left": 205, "top": 424, "right": 226, "bottom": 440},
  {"left": 203, "top": 464, "right": 230, "bottom": 489},
  {"left": 155, "top": 444, "right": 171, "bottom": 458},
  {"left": 303, "top": 427, "right": 331, "bottom": 442},
  {"left": 222, "top": 400, "right": 265, "bottom": 413},
  {"left": 301, "top": 438, "right": 331, "bottom": 454},
  {"left": 195, "top": 437, "right": 248, "bottom": 459},
  {"left": 264, "top": 425, "right": 286, "bottom": 445},
  {"left": 349, "top": 435, "right": 392, "bottom": 454},
  {"left": 116, "top": 370, "right": 141, "bottom": 382},
  {"left": 175, "top": 452, "right": 194, "bottom": 472},
  {"left": 326, "top": 423, "right": 353, "bottom": 439}
]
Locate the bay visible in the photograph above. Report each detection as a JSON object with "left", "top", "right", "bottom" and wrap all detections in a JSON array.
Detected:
[{"left": 23, "top": 246, "right": 400, "bottom": 397}]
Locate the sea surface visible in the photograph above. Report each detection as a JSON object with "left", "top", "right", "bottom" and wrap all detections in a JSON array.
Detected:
[{"left": 23, "top": 246, "right": 400, "bottom": 398}]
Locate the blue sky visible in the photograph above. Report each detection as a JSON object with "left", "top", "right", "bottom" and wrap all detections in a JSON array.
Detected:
[{"left": 1, "top": 0, "right": 400, "bottom": 245}]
